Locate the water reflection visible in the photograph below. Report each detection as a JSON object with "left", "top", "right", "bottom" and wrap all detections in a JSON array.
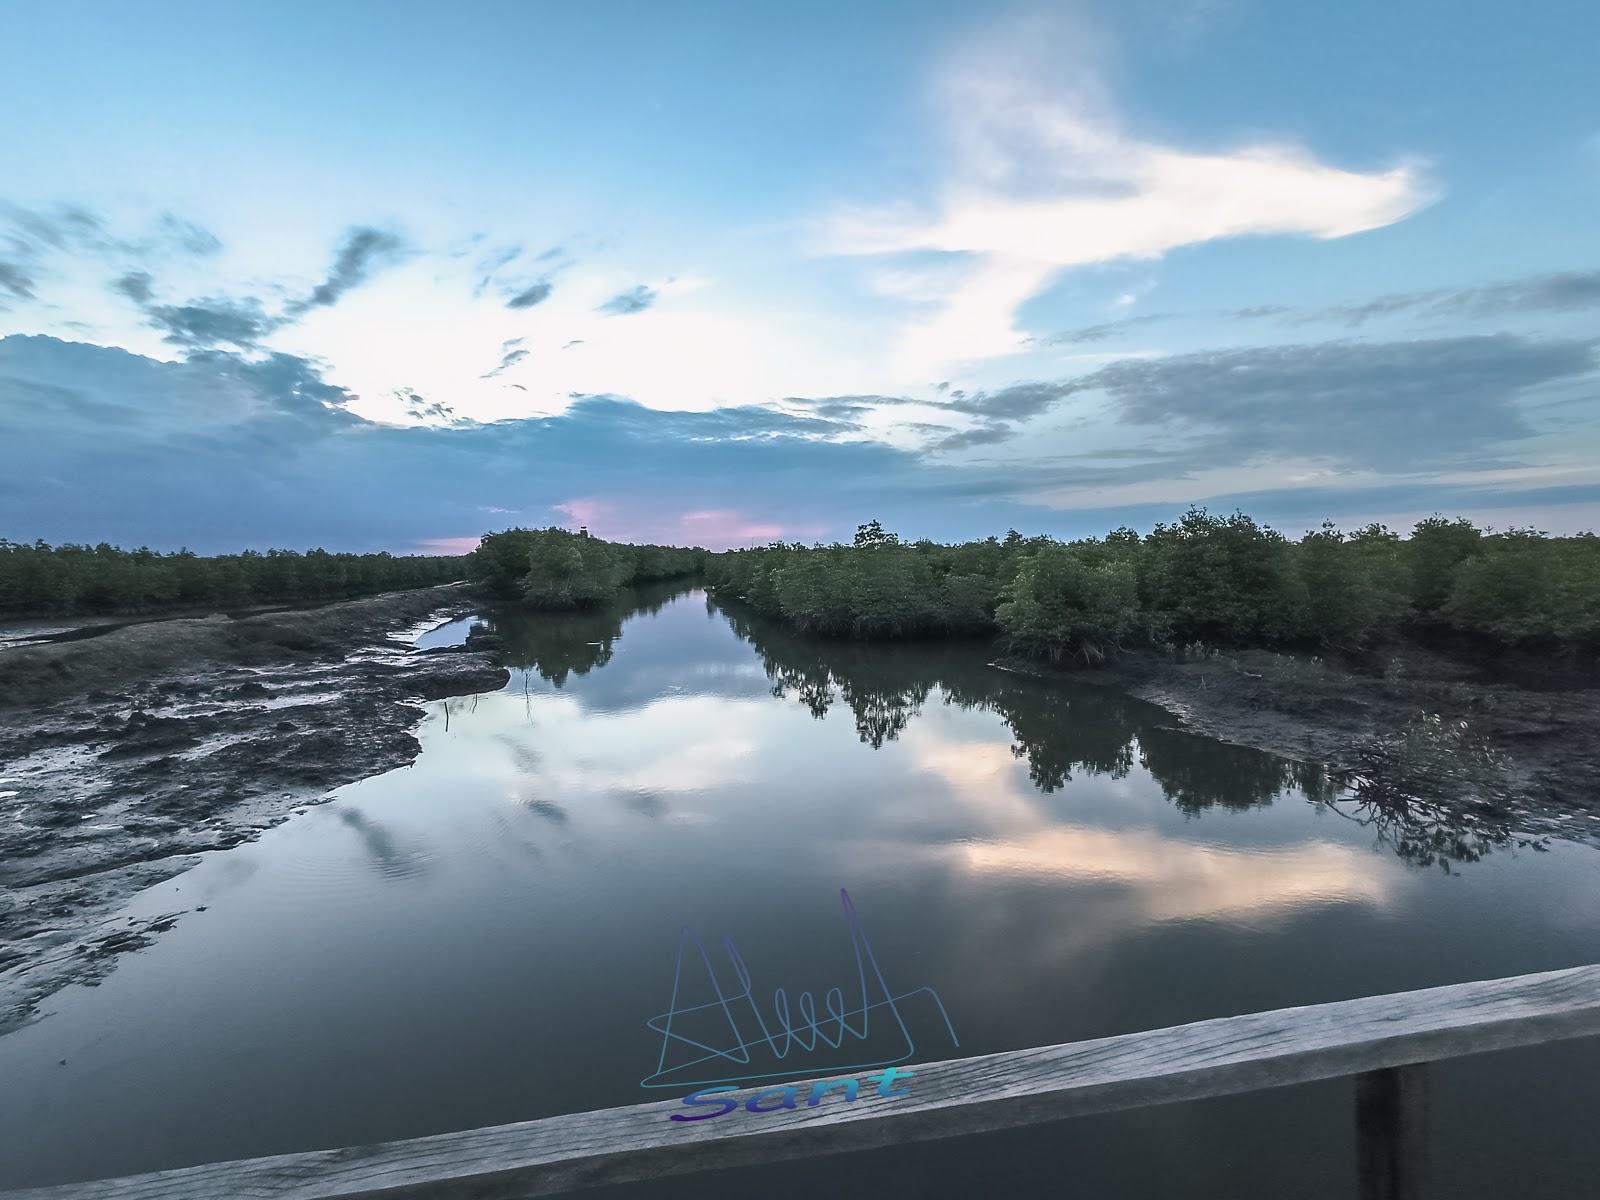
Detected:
[
  {"left": 951, "top": 827, "right": 1395, "bottom": 920},
  {"left": 2, "top": 583, "right": 1596, "bottom": 1197},
  {"left": 334, "top": 808, "right": 432, "bottom": 881},
  {"left": 711, "top": 595, "right": 1519, "bottom": 870}
]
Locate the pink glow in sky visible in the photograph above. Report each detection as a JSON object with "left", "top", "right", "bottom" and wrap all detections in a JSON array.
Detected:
[
  {"left": 412, "top": 536, "right": 482, "bottom": 555},
  {"left": 548, "top": 499, "right": 819, "bottom": 549},
  {"left": 420, "top": 502, "right": 823, "bottom": 555}
]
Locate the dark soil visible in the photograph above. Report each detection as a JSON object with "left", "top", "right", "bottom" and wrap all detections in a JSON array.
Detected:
[
  {"left": 0, "top": 585, "right": 508, "bottom": 1034},
  {"left": 1001, "top": 638, "right": 1600, "bottom": 850}
]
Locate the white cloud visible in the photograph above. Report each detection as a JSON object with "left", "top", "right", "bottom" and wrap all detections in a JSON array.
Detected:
[{"left": 824, "top": 8, "right": 1433, "bottom": 379}]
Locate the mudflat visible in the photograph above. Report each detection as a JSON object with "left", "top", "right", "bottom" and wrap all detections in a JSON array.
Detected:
[{"left": 0, "top": 584, "right": 509, "bottom": 1033}]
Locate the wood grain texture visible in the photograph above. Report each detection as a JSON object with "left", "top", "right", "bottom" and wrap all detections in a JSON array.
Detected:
[{"left": 9, "top": 964, "right": 1600, "bottom": 1200}]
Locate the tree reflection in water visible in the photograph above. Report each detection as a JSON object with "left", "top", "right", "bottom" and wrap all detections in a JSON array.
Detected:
[
  {"left": 714, "top": 593, "right": 1532, "bottom": 871},
  {"left": 477, "top": 584, "right": 680, "bottom": 687},
  {"left": 467, "top": 585, "right": 1531, "bottom": 871}
]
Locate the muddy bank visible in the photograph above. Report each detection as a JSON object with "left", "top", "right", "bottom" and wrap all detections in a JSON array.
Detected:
[
  {"left": 0, "top": 585, "right": 508, "bottom": 1034},
  {"left": 1002, "top": 640, "right": 1600, "bottom": 849}
]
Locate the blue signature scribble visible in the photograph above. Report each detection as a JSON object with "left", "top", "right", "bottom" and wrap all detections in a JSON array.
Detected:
[{"left": 642, "top": 887, "right": 959, "bottom": 1091}]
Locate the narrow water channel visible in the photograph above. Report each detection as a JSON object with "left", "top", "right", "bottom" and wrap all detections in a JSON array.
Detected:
[{"left": 2, "top": 583, "right": 1598, "bottom": 1196}]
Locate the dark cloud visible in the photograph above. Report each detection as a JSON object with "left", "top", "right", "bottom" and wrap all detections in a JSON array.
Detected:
[
  {"left": 0, "top": 260, "right": 34, "bottom": 302},
  {"left": 928, "top": 423, "right": 1016, "bottom": 452},
  {"left": 558, "top": 394, "right": 857, "bottom": 442},
  {"left": 1, "top": 203, "right": 101, "bottom": 252},
  {"left": 506, "top": 281, "right": 552, "bottom": 309},
  {"left": 150, "top": 212, "right": 221, "bottom": 257},
  {"left": 396, "top": 389, "right": 461, "bottom": 425},
  {"left": 793, "top": 335, "right": 1600, "bottom": 467},
  {"left": 481, "top": 346, "right": 530, "bottom": 378},
  {"left": 147, "top": 298, "right": 279, "bottom": 351},
  {"left": 282, "top": 226, "right": 405, "bottom": 318},
  {"left": 787, "top": 393, "right": 913, "bottom": 421},
  {"left": 1038, "top": 313, "right": 1174, "bottom": 345},
  {"left": 7, "top": 332, "right": 1598, "bottom": 554},
  {"left": 0, "top": 335, "right": 912, "bottom": 551},
  {"left": 0, "top": 335, "right": 356, "bottom": 453},
  {"left": 597, "top": 284, "right": 656, "bottom": 315},
  {"left": 115, "top": 270, "right": 280, "bottom": 351},
  {"left": 947, "top": 381, "right": 1073, "bottom": 423},
  {"left": 1315, "top": 270, "right": 1600, "bottom": 326},
  {"left": 112, "top": 270, "right": 154, "bottom": 305},
  {"left": 1060, "top": 335, "right": 1597, "bottom": 468},
  {"left": 1032, "top": 268, "right": 1600, "bottom": 340},
  {"left": 1, "top": 204, "right": 97, "bottom": 304},
  {"left": 112, "top": 224, "right": 402, "bottom": 348},
  {"left": 5, "top": 203, "right": 218, "bottom": 271}
]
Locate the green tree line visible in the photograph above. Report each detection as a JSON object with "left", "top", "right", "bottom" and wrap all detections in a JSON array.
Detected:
[
  {"left": 705, "top": 509, "right": 1600, "bottom": 660},
  {"left": 0, "top": 540, "right": 469, "bottom": 617},
  {"left": 469, "top": 527, "right": 704, "bottom": 610}
]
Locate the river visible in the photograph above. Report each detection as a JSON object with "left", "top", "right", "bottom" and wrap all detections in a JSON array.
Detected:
[{"left": 2, "top": 582, "right": 1598, "bottom": 1196}]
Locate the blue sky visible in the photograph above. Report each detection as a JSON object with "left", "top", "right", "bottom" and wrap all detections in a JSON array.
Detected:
[{"left": 2, "top": 0, "right": 1598, "bottom": 551}]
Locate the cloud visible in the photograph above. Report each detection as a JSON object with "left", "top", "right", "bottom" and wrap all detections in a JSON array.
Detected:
[
  {"left": 1038, "top": 313, "right": 1175, "bottom": 345},
  {"left": 1, "top": 202, "right": 103, "bottom": 253},
  {"left": 111, "top": 270, "right": 154, "bottom": 305},
  {"left": 0, "top": 260, "right": 34, "bottom": 303},
  {"left": 1, "top": 204, "right": 98, "bottom": 306},
  {"left": 481, "top": 344, "right": 530, "bottom": 378},
  {"left": 0, "top": 335, "right": 356, "bottom": 449},
  {"left": 1313, "top": 268, "right": 1600, "bottom": 327},
  {"left": 823, "top": 9, "right": 1429, "bottom": 377},
  {"left": 0, "top": 335, "right": 906, "bottom": 551},
  {"left": 784, "top": 393, "right": 918, "bottom": 421},
  {"left": 1059, "top": 334, "right": 1597, "bottom": 468},
  {"left": 150, "top": 212, "right": 222, "bottom": 257},
  {"left": 774, "top": 333, "right": 1599, "bottom": 469},
  {"left": 7, "top": 333, "right": 1598, "bottom": 553},
  {"left": 2, "top": 204, "right": 221, "bottom": 311},
  {"left": 506, "top": 281, "right": 552, "bottom": 309},
  {"left": 109, "top": 224, "right": 407, "bottom": 350},
  {"left": 948, "top": 380, "right": 1074, "bottom": 423},
  {"left": 928, "top": 423, "right": 1016, "bottom": 451},
  {"left": 476, "top": 244, "right": 522, "bottom": 273},
  {"left": 114, "top": 270, "right": 281, "bottom": 351},
  {"left": 282, "top": 226, "right": 406, "bottom": 318},
  {"left": 395, "top": 389, "right": 462, "bottom": 426},
  {"left": 597, "top": 284, "right": 656, "bottom": 315}
]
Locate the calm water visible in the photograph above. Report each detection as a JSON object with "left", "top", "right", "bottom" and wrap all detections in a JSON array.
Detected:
[{"left": 3, "top": 583, "right": 1600, "bottom": 1196}]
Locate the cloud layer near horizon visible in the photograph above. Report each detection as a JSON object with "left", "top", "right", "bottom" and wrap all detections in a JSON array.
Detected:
[{"left": 4, "top": 330, "right": 1597, "bottom": 553}]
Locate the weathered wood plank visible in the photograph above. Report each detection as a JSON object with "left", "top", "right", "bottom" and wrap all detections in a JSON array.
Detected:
[{"left": 9, "top": 964, "right": 1600, "bottom": 1200}]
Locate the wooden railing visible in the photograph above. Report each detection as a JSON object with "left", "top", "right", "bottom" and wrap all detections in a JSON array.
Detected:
[{"left": 8, "top": 964, "right": 1600, "bottom": 1200}]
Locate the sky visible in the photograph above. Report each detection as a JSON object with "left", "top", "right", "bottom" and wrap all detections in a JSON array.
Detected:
[{"left": 2, "top": 0, "right": 1598, "bottom": 553}]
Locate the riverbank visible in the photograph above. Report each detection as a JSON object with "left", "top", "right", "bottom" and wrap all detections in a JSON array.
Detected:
[
  {"left": 0, "top": 585, "right": 509, "bottom": 1033},
  {"left": 1000, "top": 639, "right": 1600, "bottom": 846}
]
